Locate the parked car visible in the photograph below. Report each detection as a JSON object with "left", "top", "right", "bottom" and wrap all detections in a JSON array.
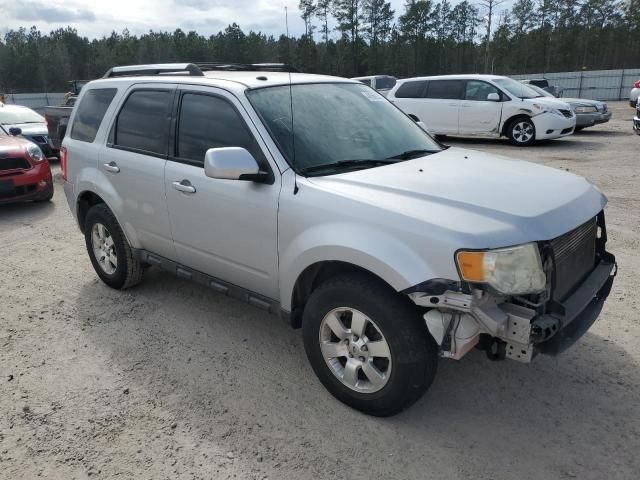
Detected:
[
  {"left": 387, "top": 74, "right": 576, "bottom": 146},
  {"left": 633, "top": 101, "right": 640, "bottom": 135},
  {"left": 521, "top": 78, "right": 564, "bottom": 97},
  {"left": 526, "top": 84, "right": 611, "bottom": 131},
  {"left": 45, "top": 80, "right": 89, "bottom": 153},
  {"left": 63, "top": 63, "right": 615, "bottom": 416},
  {"left": 0, "top": 104, "right": 57, "bottom": 160},
  {"left": 351, "top": 75, "right": 397, "bottom": 96},
  {"left": 0, "top": 126, "right": 53, "bottom": 204},
  {"left": 630, "top": 79, "right": 640, "bottom": 108}
]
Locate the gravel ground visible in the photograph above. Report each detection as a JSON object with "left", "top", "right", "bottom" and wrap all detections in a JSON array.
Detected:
[{"left": 1, "top": 102, "right": 639, "bottom": 479}]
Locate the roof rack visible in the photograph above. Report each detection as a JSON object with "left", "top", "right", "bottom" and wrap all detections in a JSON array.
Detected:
[
  {"left": 195, "top": 62, "right": 299, "bottom": 73},
  {"left": 103, "top": 63, "right": 205, "bottom": 78},
  {"left": 103, "top": 62, "right": 299, "bottom": 78}
]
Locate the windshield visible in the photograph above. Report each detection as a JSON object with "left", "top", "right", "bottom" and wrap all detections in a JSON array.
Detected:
[
  {"left": 527, "top": 84, "right": 554, "bottom": 98},
  {"left": 247, "top": 83, "right": 441, "bottom": 176},
  {"left": 0, "top": 107, "right": 45, "bottom": 125},
  {"left": 494, "top": 78, "right": 542, "bottom": 99}
]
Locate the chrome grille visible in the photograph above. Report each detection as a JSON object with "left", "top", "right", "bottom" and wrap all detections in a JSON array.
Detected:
[{"left": 550, "top": 218, "right": 597, "bottom": 301}]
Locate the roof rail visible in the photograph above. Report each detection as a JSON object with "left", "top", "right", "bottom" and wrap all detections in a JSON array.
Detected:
[
  {"left": 103, "top": 63, "right": 205, "bottom": 78},
  {"left": 194, "top": 62, "right": 299, "bottom": 73}
]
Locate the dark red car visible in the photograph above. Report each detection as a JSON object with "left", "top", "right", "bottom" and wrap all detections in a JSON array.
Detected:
[{"left": 0, "top": 128, "right": 53, "bottom": 204}]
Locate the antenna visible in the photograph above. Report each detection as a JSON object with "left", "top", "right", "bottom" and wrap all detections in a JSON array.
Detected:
[{"left": 285, "top": 5, "right": 298, "bottom": 194}]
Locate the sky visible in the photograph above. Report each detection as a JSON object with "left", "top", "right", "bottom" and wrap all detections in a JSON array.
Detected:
[{"left": 0, "top": 0, "right": 492, "bottom": 40}]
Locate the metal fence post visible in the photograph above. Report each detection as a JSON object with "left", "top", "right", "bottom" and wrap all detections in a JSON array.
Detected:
[
  {"left": 619, "top": 69, "right": 625, "bottom": 100},
  {"left": 578, "top": 71, "right": 583, "bottom": 98}
]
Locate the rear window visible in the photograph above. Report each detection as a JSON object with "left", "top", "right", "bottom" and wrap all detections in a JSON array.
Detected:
[
  {"left": 425, "top": 80, "right": 463, "bottom": 100},
  {"left": 394, "top": 80, "right": 427, "bottom": 98},
  {"left": 376, "top": 77, "right": 396, "bottom": 90},
  {"left": 114, "top": 89, "right": 173, "bottom": 155},
  {"left": 70, "top": 88, "right": 117, "bottom": 143}
]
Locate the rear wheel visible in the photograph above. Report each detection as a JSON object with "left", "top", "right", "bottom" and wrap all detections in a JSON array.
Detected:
[
  {"left": 507, "top": 117, "right": 536, "bottom": 146},
  {"left": 84, "top": 203, "right": 143, "bottom": 289},
  {"left": 302, "top": 273, "right": 438, "bottom": 416}
]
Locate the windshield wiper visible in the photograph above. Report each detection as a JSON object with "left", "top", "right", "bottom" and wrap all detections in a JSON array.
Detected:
[
  {"left": 300, "top": 159, "right": 398, "bottom": 175},
  {"left": 386, "top": 149, "right": 438, "bottom": 160}
]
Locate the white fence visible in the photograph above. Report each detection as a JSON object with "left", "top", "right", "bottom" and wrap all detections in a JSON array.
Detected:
[
  {"left": 511, "top": 68, "right": 640, "bottom": 101},
  {"left": 2, "top": 92, "right": 66, "bottom": 113}
]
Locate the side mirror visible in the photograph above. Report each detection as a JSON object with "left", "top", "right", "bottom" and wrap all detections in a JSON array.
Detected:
[
  {"left": 487, "top": 93, "right": 500, "bottom": 102},
  {"left": 204, "top": 147, "right": 268, "bottom": 182},
  {"left": 9, "top": 127, "right": 22, "bottom": 136}
]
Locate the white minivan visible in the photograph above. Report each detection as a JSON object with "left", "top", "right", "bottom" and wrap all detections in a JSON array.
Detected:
[{"left": 387, "top": 74, "right": 576, "bottom": 146}]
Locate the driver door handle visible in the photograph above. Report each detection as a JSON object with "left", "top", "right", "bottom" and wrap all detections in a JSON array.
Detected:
[
  {"left": 103, "top": 161, "right": 120, "bottom": 173},
  {"left": 172, "top": 179, "right": 196, "bottom": 194}
]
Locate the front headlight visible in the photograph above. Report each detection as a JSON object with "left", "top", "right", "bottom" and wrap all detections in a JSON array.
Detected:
[
  {"left": 27, "top": 143, "right": 45, "bottom": 162},
  {"left": 574, "top": 105, "right": 597, "bottom": 114},
  {"left": 455, "top": 243, "right": 546, "bottom": 295}
]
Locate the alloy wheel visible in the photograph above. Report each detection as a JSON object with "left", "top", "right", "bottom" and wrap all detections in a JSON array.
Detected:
[
  {"left": 512, "top": 121, "right": 535, "bottom": 143},
  {"left": 91, "top": 223, "right": 117, "bottom": 275},
  {"left": 319, "top": 307, "right": 392, "bottom": 393}
]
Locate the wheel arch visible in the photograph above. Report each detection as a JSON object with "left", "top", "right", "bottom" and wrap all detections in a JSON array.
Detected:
[
  {"left": 287, "top": 260, "right": 400, "bottom": 329},
  {"left": 501, "top": 113, "right": 533, "bottom": 137}
]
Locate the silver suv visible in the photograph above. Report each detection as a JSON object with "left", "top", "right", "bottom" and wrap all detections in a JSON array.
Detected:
[{"left": 63, "top": 63, "right": 616, "bottom": 416}]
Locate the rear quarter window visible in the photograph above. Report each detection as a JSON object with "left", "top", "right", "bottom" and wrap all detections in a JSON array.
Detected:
[{"left": 70, "top": 88, "right": 117, "bottom": 143}]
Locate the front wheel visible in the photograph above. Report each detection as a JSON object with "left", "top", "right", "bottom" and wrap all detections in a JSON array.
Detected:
[
  {"left": 302, "top": 273, "right": 438, "bottom": 416},
  {"left": 507, "top": 117, "right": 536, "bottom": 146}
]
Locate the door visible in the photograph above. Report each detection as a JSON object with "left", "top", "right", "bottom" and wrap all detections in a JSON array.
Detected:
[
  {"left": 101, "top": 85, "right": 176, "bottom": 259},
  {"left": 419, "top": 79, "right": 464, "bottom": 134},
  {"left": 459, "top": 80, "right": 504, "bottom": 135},
  {"left": 164, "top": 86, "right": 280, "bottom": 299}
]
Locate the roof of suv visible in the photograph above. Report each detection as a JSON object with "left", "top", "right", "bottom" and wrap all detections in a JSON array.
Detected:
[
  {"left": 87, "top": 70, "right": 356, "bottom": 93},
  {"left": 395, "top": 74, "right": 508, "bottom": 83}
]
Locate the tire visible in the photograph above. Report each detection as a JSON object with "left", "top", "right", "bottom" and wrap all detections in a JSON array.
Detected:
[
  {"left": 574, "top": 126, "right": 585, "bottom": 132},
  {"left": 302, "top": 273, "right": 438, "bottom": 417},
  {"left": 507, "top": 117, "right": 536, "bottom": 146},
  {"left": 84, "top": 203, "right": 143, "bottom": 290}
]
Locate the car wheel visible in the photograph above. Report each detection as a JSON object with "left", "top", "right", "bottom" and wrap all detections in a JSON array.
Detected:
[
  {"left": 302, "top": 273, "right": 438, "bottom": 417},
  {"left": 84, "top": 203, "right": 143, "bottom": 289},
  {"left": 574, "top": 126, "right": 585, "bottom": 132},
  {"left": 507, "top": 117, "right": 536, "bottom": 146}
]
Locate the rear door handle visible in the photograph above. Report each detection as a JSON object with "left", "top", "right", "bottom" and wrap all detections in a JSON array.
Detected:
[
  {"left": 172, "top": 179, "right": 196, "bottom": 194},
  {"left": 103, "top": 161, "right": 120, "bottom": 173}
]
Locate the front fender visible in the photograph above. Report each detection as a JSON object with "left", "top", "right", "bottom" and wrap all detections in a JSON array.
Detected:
[{"left": 279, "top": 222, "right": 435, "bottom": 311}]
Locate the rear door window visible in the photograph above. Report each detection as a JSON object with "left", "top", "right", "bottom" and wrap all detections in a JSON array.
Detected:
[
  {"left": 425, "top": 80, "right": 463, "bottom": 100},
  {"left": 394, "top": 80, "right": 427, "bottom": 98},
  {"left": 113, "top": 89, "right": 173, "bottom": 155},
  {"left": 175, "top": 92, "right": 264, "bottom": 167},
  {"left": 69, "top": 88, "right": 117, "bottom": 143}
]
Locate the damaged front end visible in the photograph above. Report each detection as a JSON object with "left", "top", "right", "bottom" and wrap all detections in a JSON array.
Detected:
[{"left": 407, "top": 212, "right": 616, "bottom": 363}]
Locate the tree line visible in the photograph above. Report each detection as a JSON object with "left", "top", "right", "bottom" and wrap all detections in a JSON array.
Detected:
[{"left": 1, "top": 0, "right": 638, "bottom": 93}]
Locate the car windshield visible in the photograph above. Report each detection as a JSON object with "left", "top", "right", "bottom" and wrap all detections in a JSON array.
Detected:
[
  {"left": 0, "top": 107, "right": 45, "bottom": 125},
  {"left": 494, "top": 78, "right": 542, "bottom": 99},
  {"left": 527, "top": 84, "right": 554, "bottom": 98},
  {"left": 247, "top": 82, "right": 441, "bottom": 176}
]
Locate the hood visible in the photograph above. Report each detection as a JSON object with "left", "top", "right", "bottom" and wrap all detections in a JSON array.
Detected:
[
  {"left": 561, "top": 98, "right": 602, "bottom": 107},
  {"left": 0, "top": 135, "right": 30, "bottom": 156},
  {"left": 5, "top": 122, "right": 48, "bottom": 136},
  {"left": 307, "top": 147, "right": 606, "bottom": 248},
  {"left": 523, "top": 96, "right": 572, "bottom": 110}
]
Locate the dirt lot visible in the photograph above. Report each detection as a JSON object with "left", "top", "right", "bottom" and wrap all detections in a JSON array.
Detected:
[{"left": 1, "top": 102, "right": 639, "bottom": 480}]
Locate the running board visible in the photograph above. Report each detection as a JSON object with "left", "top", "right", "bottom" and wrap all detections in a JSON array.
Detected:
[{"left": 135, "top": 249, "right": 282, "bottom": 316}]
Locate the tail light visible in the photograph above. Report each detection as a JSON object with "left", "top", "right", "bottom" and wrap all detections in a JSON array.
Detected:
[
  {"left": 634, "top": 80, "right": 640, "bottom": 89},
  {"left": 60, "top": 146, "right": 68, "bottom": 181}
]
